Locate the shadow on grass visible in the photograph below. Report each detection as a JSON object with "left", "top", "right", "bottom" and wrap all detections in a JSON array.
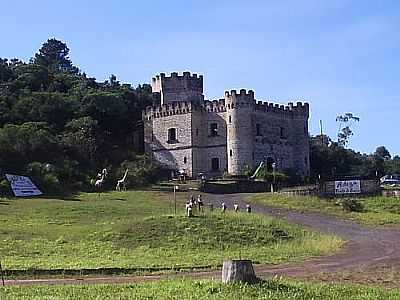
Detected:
[
  {"left": 111, "top": 198, "right": 127, "bottom": 201},
  {"left": 3, "top": 265, "right": 217, "bottom": 279}
]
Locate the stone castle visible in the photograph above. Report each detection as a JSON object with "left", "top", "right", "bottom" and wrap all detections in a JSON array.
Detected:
[{"left": 143, "top": 72, "right": 310, "bottom": 178}]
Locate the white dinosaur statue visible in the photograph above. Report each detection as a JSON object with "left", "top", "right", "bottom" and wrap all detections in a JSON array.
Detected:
[
  {"left": 250, "top": 161, "right": 264, "bottom": 179},
  {"left": 116, "top": 169, "right": 129, "bottom": 191},
  {"left": 92, "top": 168, "right": 107, "bottom": 196}
]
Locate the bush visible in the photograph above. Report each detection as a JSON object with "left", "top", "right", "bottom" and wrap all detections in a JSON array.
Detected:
[
  {"left": 339, "top": 198, "right": 364, "bottom": 212},
  {"left": 26, "top": 162, "right": 62, "bottom": 195},
  {"left": 116, "top": 155, "right": 165, "bottom": 189},
  {"left": 0, "top": 179, "right": 12, "bottom": 196},
  {"left": 255, "top": 168, "right": 289, "bottom": 183}
]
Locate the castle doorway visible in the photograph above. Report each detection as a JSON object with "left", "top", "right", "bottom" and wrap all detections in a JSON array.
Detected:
[
  {"left": 211, "top": 158, "right": 220, "bottom": 171},
  {"left": 266, "top": 157, "right": 275, "bottom": 172}
]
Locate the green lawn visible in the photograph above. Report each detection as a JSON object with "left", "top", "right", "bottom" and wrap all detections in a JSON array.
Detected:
[
  {"left": 2, "top": 278, "right": 400, "bottom": 300},
  {"left": 251, "top": 193, "right": 400, "bottom": 226},
  {"left": 0, "top": 191, "right": 341, "bottom": 274}
]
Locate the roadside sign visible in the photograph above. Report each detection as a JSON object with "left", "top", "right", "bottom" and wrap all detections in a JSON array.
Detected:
[
  {"left": 5, "top": 174, "right": 43, "bottom": 197},
  {"left": 335, "top": 180, "right": 361, "bottom": 194}
]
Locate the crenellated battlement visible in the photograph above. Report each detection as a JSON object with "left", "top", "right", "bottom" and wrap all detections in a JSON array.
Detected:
[
  {"left": 143, "top": 98, "right": 309, "bottom": 120},
  {"left": 152, "top": 71, "right": 203, "bottom": 81},
  {"left": 255, "top": 100, "right": 309, "bottom": 117},
  {"left": 143, "top": 99, "right": 228, "bottom": 120},
  {"left": 224, "top": 89, "right": 255, "bottom": 101},
  {"left": 151, "top": 71, "right": 204, "bottom": 105},
  {"left": 145, "top": 72, "right": 309, "bottom": 120}
]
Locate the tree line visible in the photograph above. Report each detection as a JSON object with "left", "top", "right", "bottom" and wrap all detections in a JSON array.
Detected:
[
  {"left": 0, "top": 38, "right": 398, "bottom": 194},
  {"left": 0, "top": 38, "right": 161, "bottom": 194}
]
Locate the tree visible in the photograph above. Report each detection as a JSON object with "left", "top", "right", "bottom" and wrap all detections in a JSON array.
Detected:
[
  {"left": 34, "top": 38, "right": 79, "bottom": 74},
  {"left": 374, "top": 146, "right": 391, "bottom": 160},
  {"left": 336, "top": 113, "right": 360, "bottom": 147}
]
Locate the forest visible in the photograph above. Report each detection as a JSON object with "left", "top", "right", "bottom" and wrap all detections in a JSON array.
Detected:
[{"left": 0, "top": 38, "right": 399, "bottom": 194}]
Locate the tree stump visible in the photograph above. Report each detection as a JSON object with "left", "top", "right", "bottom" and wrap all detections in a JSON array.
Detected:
[{"left": 221, "top": 260, "right": 257, "bottom": 284}]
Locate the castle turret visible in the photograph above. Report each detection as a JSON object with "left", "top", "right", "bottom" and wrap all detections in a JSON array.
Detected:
[
  {"left": 151, "top": 72, "right": 204, "bottom": 105},
  {"left": 226, "top": 89, "right": 255, "bottom": 175}
]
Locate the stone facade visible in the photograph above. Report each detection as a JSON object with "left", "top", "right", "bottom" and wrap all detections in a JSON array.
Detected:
[{"left": 143, "top": 72, "right": 310, "bottom": 178}]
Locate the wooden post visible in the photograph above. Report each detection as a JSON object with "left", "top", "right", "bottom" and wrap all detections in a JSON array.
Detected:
[
  {"left": 0, "top": 261, "right": 5, "bottom": 286},
  {"left": 222, "top": 260, "right": 257, "bottom": 284}
]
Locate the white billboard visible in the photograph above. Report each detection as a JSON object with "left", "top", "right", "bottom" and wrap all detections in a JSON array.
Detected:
[
  {"left": 5, "top": 174, "right": 43, "bottom": 197},
  {"left": 335, "top": 180, "right": 361, "bottom": 194}
]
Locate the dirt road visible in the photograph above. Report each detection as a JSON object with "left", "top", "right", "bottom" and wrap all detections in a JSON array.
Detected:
[{"left": 5, "top": 193, "right": 400, "bottom": 286}]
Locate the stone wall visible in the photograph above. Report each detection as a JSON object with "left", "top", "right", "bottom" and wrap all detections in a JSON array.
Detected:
[
  {"left": 144, "top": 72, "right": 310, "bottom": 178},
  {"left": 151, "top": 72, "right": 203, "bottom": 105},
  {"left": 147, "top": 112, "right": 194, "bottom": 176},
  {"left": 201, "top": 180, "right": 271, "bottom": 194}
]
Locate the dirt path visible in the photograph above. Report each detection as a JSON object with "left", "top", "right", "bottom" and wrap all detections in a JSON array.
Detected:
[{"left": 5, "top": 193, "right": 400, "bottom": 286}]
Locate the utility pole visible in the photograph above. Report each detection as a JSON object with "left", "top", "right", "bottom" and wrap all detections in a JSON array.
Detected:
[
  {"left": 173, "top": 185, "right": 178, "bottom": 215},
  {"left": 319, "top": 120, "right": 323, "bottom": 144}
]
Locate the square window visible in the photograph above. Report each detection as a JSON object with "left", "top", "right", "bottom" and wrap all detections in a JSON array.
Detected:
[
  {"left": 211, "top": 157, "right": 220, "bottom": 171},
  {"left": 168, "top": 128, "right": 177, "bottom": 142},
  {"left": 210, "top": 123, "right": 218, "bottom": 136},
  {"left": 256, "top": 124, "right": 261, "bottom": 136}
]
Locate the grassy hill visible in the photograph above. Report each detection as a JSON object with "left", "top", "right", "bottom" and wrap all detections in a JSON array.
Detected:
[{"left": 0, "top": 191, "right": 341, "bottom": 275}]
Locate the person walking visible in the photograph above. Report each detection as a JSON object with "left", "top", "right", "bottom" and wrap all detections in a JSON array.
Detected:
[{"left": 222, "top": 202, "right": 227, "bottom": 213}]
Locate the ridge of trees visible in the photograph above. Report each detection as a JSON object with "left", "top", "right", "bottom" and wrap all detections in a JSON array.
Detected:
[
  {"left": 0, "top": 38, "right": 399, "bottom": 194},
  {"left": 0, "top": 38, "right": 159, "bottom": 194}
]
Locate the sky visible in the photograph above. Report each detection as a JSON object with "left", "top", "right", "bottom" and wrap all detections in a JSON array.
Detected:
[{"left": 1, "top": 0, "right": 400, "bottom": 155}]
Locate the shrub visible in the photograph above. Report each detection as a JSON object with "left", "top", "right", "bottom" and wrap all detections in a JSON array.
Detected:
[
  {"left": 116, "top": 155, "right": 165, "bottom": 189},
  {"left": 26, "top": 162, "right": 62, "bottom": 194},
  {"left": 0, "top": 179, "right": 12, "bottom": 196},
  {"left": 256, "top": 168, "right": 289, "bottom": 183},
  {"left": 339, "top": 198, "right": 364, "bottom": 212}
]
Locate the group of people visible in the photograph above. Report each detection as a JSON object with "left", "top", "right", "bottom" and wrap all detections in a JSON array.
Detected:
[
  {"left": 185, "top": 194, "right": 204, "bottom": 217},
  {"left": 222, "top": 202, "right": 251, "bottom": 213},
  {"left": 185, "top": 194, "right": 252, "bottom": 217}
]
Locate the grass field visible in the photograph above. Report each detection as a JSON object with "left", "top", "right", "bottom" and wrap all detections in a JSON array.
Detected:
[
  {"left": 2, "top": 278, "right": 400, "bottom": 300},
  {"left": 0, "top": 191, "right": 341, "bottom": 273},
  {"left": 251, "top": 193, "right": 400, "bottom": 226}
]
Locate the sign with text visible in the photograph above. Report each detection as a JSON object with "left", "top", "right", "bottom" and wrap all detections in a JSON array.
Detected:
[
  {"left": 334, "top": 180, "right": 361, "bottom": 194},
  {"left": 5, "top": 174, "right": 42, "bottom": 197}
]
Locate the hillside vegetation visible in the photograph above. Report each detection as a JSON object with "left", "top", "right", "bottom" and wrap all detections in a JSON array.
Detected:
[
  {"left": 0, "top": 191, "right": 341, "bottom": 274},
  {"left": 251, "top": 193, "right": 400, "bottom": 226},
  {"left": 0, "top": 38, "right": 159, "bottom": 194}
]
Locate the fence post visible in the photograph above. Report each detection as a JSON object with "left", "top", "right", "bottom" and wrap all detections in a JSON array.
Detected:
[{"left": 0, "top": 261, "right": 5, "bottom": 286}]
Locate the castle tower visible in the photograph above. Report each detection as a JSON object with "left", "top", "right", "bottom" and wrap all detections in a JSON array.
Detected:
[
  {"left": 226, "top": 89, "right": 255, "bottom": 175},
  {"left": 151, "top": 72, "right": 204, "bottom": 105}
]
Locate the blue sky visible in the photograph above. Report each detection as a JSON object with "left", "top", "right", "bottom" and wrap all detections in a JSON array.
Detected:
[{"left": 2, "top": 0, "right": 400, "bottom": 155}]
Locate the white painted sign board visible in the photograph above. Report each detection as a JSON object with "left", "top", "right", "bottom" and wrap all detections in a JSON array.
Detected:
[
  {"left": 5, "top": 174, "right": 43, "bottom": 197},
  {"left": 334, "top": 180, "right": 361, "bottom": 194}
]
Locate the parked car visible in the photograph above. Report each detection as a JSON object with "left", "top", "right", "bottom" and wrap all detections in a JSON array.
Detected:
[{"left": 380, "top": 174, "right": 400, "bottom": 185}]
